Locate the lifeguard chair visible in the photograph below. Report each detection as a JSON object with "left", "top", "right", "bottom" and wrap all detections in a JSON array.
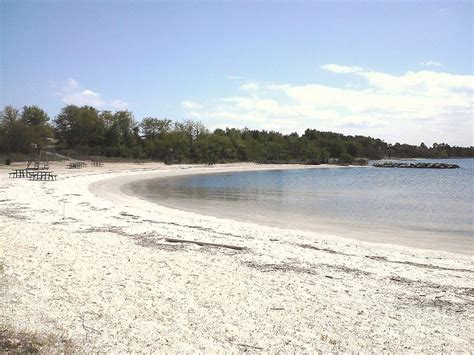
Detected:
[{"left": 26, "top": 143, "right": 49, "bottom": 170}]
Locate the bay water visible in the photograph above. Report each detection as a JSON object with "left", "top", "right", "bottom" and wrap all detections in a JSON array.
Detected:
[{"left": 125, "top": 159, "right": 473, "bottom": 253}]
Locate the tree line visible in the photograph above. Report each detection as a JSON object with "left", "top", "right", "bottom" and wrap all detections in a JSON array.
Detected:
[{"left": 1, "top": 104, "right": 473, "bottom": 164}]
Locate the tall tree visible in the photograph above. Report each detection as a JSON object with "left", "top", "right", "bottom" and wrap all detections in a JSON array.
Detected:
[
  {"left": 0, "top": 106, "right": 27, "bottom": 153},
  {"left": 140, "top": 117, "right": 172, "bottom": 140},
  {"left": 20, "top": 105, "right": 50, "bottom": 126},
  {"left": 0, "top": 105, "right": 20, "bottom": 126},
  {"left": 55, "top": 105, "right": 103, "bottom": 147},
  {"left": 21, "top": 105, "right": 53, "bottom": 144}
]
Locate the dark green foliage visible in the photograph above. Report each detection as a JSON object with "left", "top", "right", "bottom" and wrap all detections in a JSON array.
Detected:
[
  {"left": 1, "top": 104, "right": 473, "bottom": 163},
  {"left": 339, "top": 152, "right": 354, "bottom": 165},
  {"left": 21, "top": 105, "right": 50, "bottom": 126},
  {"left": 0, "top": 105, "right": 53, "bottom": 153},
  {"left": 55, "top": 105, "right": 103, "bottom": 146}
]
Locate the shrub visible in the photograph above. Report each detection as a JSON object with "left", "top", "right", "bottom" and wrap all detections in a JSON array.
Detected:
[{"left": 339, "top": 152, "right": 354, "bottom": 165}]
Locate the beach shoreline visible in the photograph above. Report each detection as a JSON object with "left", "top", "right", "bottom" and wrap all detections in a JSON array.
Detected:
[
  {"left": 120, "top": 166, "right": 473, "bottom": 255},
  {"left": 1, "top": 161, "right": 473, "bottom": 352}
]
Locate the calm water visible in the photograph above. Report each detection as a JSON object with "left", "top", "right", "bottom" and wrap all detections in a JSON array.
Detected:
[{"left": 126, "top": 159, "right": 474, "bottom": 253}]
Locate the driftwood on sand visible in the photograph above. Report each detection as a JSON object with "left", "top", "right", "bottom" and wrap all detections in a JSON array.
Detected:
[{"left": 164, "top": 238, "right": 245, "bottom": 250}]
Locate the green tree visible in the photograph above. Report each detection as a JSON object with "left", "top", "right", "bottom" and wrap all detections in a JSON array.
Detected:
[
  {"left": 175, "top": 119, "right": 208, "bottom": 140},
  {"left": 0, "top": 106, "right": 29, "bottom": 153},
  {"left": 1, "top": 105, "right": 53, "bottom": 152},
  {"left": 20, "top": 105, "right": 53, "bottom": 144},
  {"left": 140, "top": 117, "right": 172, "bottom": 140},
  {"left": 346, "top": 141, "right": 363, "bottom": 157},
  {"left": 0, "top": 105, "right": 20, "bottom": 126},
  {"left": 339, "top": 152, "right": 354, "bottom": 164},
  {"left": 55, "top": 105, "right": 104, "bottom": 147},
  {"left": 112, "top": 110, "right": 138, "bottom": 148},
  {"left": 21, "top": 105, "right": 50, "bottom": 126}
]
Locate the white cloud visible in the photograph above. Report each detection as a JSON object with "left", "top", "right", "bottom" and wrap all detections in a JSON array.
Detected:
[
  {"left": 358, "top": 70, "right": 474, "bottom": 99},
  {"left": 181, "top": 66, "right": 474, "bottom": 146},
  {"left": 419, "top": 60, "right": 442, "bottom": 67},
  {"left": 81, "top": 89, "right": 99, "bottom": 97},
  {"left": 240, "top": 81, "right": 260, "bottom": 91},
  {"left": 321, "top": 64, "right": 363, "bottom": 74},
  {"left": 59, "top": 78, "right": 129, "bottom": 110},
  {"left": 181, "top": 100, "right": 202, "bottom": 109}
]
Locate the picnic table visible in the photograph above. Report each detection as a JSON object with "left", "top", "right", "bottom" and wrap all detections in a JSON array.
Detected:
[
  {"left": 29, "top": 171, "right": 57, "bottom": 181},
  {"left": 9, "top": 169, "right": 32, "bottom": 178},
  {"left": 92, "top": 160, "right": 104, "bottom": 167},
  {"left": 67, "top": 162, "right": 86, "bottom": 169}
]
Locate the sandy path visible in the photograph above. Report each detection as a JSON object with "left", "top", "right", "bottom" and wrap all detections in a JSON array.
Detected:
[{"left": 0, "top": 162, "right": 473, "bottom": 352}]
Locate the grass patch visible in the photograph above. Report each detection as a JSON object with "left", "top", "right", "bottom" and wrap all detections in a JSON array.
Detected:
[{"left": 0, "top": 325, "right": 74, "bottom": 354}]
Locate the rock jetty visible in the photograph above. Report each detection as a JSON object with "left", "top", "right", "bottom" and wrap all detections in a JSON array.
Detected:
[{"left": 373, "top": 162, "right": 460, "bottom": 169}]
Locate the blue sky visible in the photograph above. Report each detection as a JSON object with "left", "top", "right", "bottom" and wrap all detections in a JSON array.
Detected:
[{"left": 1, "top": 1, "right": 473, "bottom": 145}]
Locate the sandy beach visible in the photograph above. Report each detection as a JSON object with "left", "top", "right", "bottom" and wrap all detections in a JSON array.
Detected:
[{"left": 0, "top": 161, "right": 473, "bottom": 352}]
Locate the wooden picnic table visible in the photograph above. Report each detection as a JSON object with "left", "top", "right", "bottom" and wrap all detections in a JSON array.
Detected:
[
  {"left": 9, "top": 169, "right": 56, "bottom": 180},
  {"left": 29, "top": 171, "right": 57, "bottom": 181},
  {"left": 9, "top": 169, "right": 31, "bottom": 178},
  {"left": 67, "top": 162, "right": 86, "bottom": 169}
]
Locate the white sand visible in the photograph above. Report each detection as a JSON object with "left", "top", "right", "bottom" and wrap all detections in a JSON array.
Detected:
[{"left": 0, "top": 161, "right": 473, "bottom": 352}]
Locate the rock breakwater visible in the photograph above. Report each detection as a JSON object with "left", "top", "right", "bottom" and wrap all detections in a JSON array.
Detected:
[{"left": 373, "top": 162, "right": 460, "bottom": 169}]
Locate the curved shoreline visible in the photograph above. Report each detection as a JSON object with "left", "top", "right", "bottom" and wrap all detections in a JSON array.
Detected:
[
  {"left": 98, "top": 164, "right": 471, "bottom": 254},
  {"left": 91, "top": 162, "right": 346, "bottom": 201}
]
